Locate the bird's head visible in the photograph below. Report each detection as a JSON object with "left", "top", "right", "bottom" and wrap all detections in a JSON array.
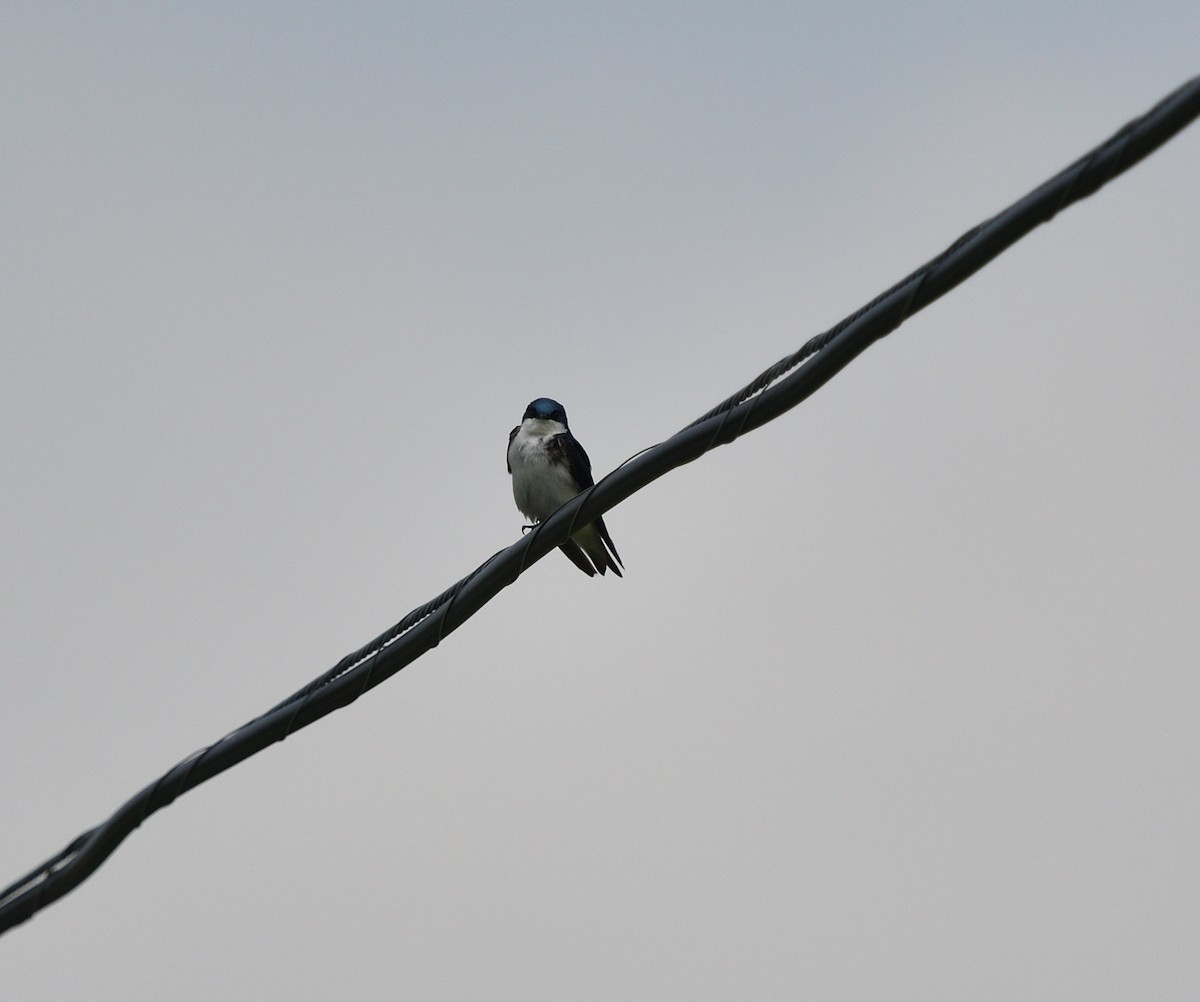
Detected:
[{"left": 523, "top": 397, "right": 568, "bottom": 426}]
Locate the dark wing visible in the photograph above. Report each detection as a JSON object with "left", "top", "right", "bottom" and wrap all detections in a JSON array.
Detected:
[
  {"left": 594, "top": 516, "right": 623, "bottom": 574},
  {"left": 506, "top": 425, "right": 519, "bottom": 473},
  {"left": 547, "top": 432, "right": 595, "bottom": 489},
  {"left": 548, "top": 432, "right": 623, "bottom": 576}
]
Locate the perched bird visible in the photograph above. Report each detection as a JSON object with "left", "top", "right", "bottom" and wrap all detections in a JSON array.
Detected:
[{"left": 507, "top": 397, "right": 623, "bottom": 577}]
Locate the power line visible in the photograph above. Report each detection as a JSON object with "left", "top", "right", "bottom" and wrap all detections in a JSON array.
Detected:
[{"left": 3, "top": 75, "right": 1198, "bottom": 936}]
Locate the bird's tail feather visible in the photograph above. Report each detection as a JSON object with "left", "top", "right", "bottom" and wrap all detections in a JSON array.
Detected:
[
  {"left": 568, "top": 519, "right": 622, "bottom": 577},
  {"left": 559, "top": 539, "right": 598, "bottom": 577}
]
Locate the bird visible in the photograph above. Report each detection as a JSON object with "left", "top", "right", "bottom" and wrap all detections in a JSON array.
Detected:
[{"left": 507, "top": 397, "right": 623, "bottom": 577}]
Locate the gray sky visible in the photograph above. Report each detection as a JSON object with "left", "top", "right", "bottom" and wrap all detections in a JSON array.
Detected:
[{"left": 3, "top": 4, "right": 1198, "bottom": 999}]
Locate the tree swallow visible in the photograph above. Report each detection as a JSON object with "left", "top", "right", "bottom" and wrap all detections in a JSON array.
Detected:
[{"left": 507, "top": 398, "right": 623, "bottom": 577}]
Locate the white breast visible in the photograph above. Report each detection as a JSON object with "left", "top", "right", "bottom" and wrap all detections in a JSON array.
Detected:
[{"left": 508, "top": 419, "right": 579, "bottom": 522}]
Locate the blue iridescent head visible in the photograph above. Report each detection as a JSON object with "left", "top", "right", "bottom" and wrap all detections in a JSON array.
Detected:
[{"left": 523, "top": 397, "right": 568, "bottom": 425}]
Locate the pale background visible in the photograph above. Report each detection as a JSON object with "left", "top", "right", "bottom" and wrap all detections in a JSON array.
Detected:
[{"left": 3, "top": 4, "right": 1198, "bottom": 999}]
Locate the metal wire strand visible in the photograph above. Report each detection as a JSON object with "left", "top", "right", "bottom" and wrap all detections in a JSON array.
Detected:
[{"left": 3, "top": 75, "right": 1198, "bottom": 935}]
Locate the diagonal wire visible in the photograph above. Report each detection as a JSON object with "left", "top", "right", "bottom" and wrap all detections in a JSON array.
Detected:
[{"left": 3, "top": 75, "right": 1198, "bottom": 936}]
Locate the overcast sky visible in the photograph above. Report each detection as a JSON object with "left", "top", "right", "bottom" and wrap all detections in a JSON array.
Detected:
[{"left": 3, "top": 4, "right": 1198, "bottom": 999}]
